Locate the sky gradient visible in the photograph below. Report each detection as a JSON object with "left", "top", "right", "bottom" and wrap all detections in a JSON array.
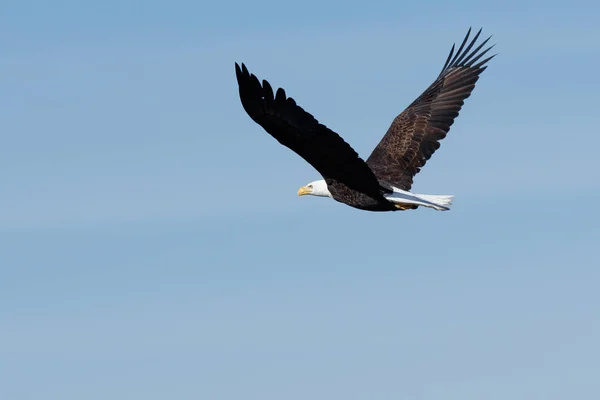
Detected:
[{"left": 1, "top": 1, "right": 600, "bottom": 399}]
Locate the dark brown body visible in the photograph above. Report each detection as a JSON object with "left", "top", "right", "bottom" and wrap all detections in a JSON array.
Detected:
[{"left": 326, "top": 179, "right": 398, "bottom": 211}]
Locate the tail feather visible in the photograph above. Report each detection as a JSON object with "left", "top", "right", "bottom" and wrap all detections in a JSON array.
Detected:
[
  {"left": 415, "top": 193, "right": 454, "bottom": 208},
  {"left": 384, "top": 187, "right": 454, "bottom": 211}
]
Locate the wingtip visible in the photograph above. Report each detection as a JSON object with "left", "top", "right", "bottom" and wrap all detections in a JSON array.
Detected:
[
  {"left": 235, "top": 62, "right": 254, "bottom": 81},
  {"left": 441, "top": 27, "right": 497, "bottom": 72},
  {"left": 235, "top": 62, "right": 247, "bottom": 84}
]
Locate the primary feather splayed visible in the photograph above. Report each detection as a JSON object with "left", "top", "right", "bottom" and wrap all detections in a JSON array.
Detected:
[{"left": 235, "top": 28, "right": 496, "bottom": 212}]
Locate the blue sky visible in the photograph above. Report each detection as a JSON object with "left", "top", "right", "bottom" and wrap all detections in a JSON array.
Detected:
[{"left": 1, "top": 1, "right": 599, "bottom": 399}]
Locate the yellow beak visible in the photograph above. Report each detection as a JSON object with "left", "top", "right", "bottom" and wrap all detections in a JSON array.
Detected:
[{"left": 297, "top": 186, "right": 312, "bottom": 196}]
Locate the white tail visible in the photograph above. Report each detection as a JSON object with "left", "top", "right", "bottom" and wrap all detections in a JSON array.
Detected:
[
  {"left": 384, "top": 187, "right": 454, "bottom": 211},
  {"left": 415, "top": 193, "right": 454, "bottom": 208}
]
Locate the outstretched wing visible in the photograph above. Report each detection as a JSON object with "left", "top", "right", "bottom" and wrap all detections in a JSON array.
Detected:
[
  {"left": 366, "top": 28, "right": 496, "bottom": 191},
  {"left": 235, "top": 62, "right": 383, "bottom": 197}
]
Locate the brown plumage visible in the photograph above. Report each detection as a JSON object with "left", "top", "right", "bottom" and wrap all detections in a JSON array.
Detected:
[
  {"left": 366, "top": 27, "right": 496, "bottom": 191},
  {"left": 235, "top": 28, "right": 496, "bottom": 212}
]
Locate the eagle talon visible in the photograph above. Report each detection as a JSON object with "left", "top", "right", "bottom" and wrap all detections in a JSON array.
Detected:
[{"left": 394, "top": 203, "right": 419, "bottom": 210}]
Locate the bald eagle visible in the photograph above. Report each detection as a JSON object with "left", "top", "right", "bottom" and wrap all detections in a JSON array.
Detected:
[{"left": 235, "top": 28, "right": 495, "bottom": 212}]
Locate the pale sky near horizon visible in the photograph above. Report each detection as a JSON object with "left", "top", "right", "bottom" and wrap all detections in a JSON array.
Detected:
[{"left": 2, "top": 1, "right": 600, "bottom": 399}]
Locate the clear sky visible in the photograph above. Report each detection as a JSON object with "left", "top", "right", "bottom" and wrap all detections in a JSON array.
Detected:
[{"left": 1, "top": 1, "right": 600, "bottom": 399}]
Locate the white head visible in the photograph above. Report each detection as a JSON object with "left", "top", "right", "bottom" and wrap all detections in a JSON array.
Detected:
[{"left": 297, "top": 179, "right": 331, "bottom": 198}]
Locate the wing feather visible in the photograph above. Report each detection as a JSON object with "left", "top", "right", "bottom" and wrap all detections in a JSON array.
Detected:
[
  {"left": 235, "top": 63, "right": 383, "bottom": 197},
  {"left": 366, "top": 28, "right": 496, "bottom": 190}
]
